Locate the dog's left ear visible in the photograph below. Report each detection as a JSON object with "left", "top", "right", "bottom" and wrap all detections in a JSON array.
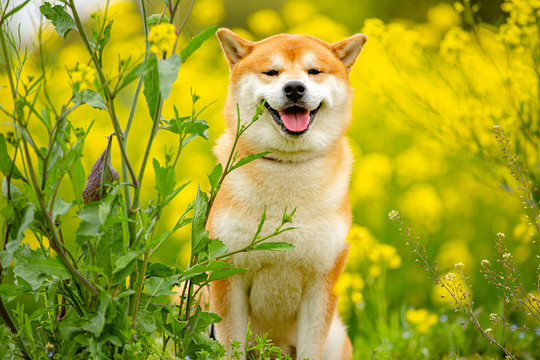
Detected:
[
  {"left": 216, "top": 28, "right": 254, "bottom": 68},
  {"left": 331, "top": 34, "right": 368, "bottom": 72}
]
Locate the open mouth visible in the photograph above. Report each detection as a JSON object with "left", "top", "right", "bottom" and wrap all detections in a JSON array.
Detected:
[{"left": 264, "top": 102, "right": 322, "bottom": 135}]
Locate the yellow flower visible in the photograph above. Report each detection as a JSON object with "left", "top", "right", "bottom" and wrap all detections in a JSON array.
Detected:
[
  {"left": 334, "top": 272, "right": 365, "bottom": 296},
  {"left": 71, "top": 63, "right": 95, "bottom": 92},
  {"left": 369, "top": 243, "right": 402, "bottom": 270},
  {"left": 191, "top": 0, "right": 226, "bottom": 26},
  {"left": 282, "top": 0, "right": 318, "bottom": 26},
  {"left": 435, "top": 239, "right": 472, "bottom": 271},
  {"left": 335, "top": 271, "right": 364, "bottom": 314},
  {"left": 427, "top": 3, "right": 461, "bottom": 30},
  {"left": 347, "top": 224, "right": 377, "bottom": 263},
  {"left": 453, "top": 2, "right": 465, "bottom": 14},
  {"left": 148, "top": 23, "right": 177, "bottom": 57},
  {"left": 406, "top": 308, "right": 438, "bottom": 333},
  {"left": 440, "top": 26, "right": 470, "bottom": 60},
  {"left": 398, "top": 184, "right": 442, "bottom": 232},
  {"left": 433, "top": 271, "right": 473, "bottom": 307},
  {"left": 247, "top": 9, "right": 284, "bottom": 38}
]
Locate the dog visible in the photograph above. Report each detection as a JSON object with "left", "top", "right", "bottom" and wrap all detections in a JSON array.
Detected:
[{"left": 207, "top": 28, "right": 367, "bottom": 360}]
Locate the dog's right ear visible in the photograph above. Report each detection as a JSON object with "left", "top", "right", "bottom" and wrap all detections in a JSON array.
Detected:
[{"left": 216, "top": 28, "right": 253, "bottom": 68}]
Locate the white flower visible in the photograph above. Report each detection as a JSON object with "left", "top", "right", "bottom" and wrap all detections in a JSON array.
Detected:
[
  {"left": 388, "top": 210, "right": 399, "bottom": 221},
  {"left": 489, "top": 313, "right": 497, "bottom": 321},
  {"left": 481, "top": 259, "right": 491, "bottom": 267},
  {"left": 444, "top": 272, "right": 457, "bottom": 281},
  {"left": 503, "top": 253, "right": 512, "bottom": 260},
  {"left": 493, "top": 125, "right": 500, "bottom": 129},
  {"left": 485, "top": 328, "right": 493, "bottom": 334},
  {"left": 454, "top": 262, "right": 464, "bottom": 269},
  {"left": 497, "top": 232, "right": 505, "bottom": 237}
]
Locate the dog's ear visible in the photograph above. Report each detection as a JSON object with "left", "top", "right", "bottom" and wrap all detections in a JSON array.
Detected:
[
  {"left": 331, "top": 34, "right": 368, "bottom": 72},
  {"left": 216, "top": 28, "right": 254, "bottom": 68}
]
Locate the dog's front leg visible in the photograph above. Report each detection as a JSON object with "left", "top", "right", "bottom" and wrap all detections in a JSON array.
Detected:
[
  {"left": 210, "top": 275, "right": 249, "bottom": 355},
  {"left": 296, "top": 278, "right": 337, "bottom": 360}
]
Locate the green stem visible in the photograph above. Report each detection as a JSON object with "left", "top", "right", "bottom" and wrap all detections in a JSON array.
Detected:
[
  {"left": 123, "top": 0, "right": 149, "bottom": 246},
  {"left": 0, "top": 297, "right": 32, "bottom": 360},
  {"left": 21, "top": 139, "right": 98, "bottom": 294},
  {"left": 0, "top": 13, "right": 97, "bottom": 295},
  {"left": 0, "top": 296, "right": 17, "bottom": 334},
  {"left": 0, "top": 19, "right": 16, "bottom": 101},
  {"left": 131, "top": 95, "right": 163, "bottom": 211},
  {"left": 68, "top": 0, "right": 138, "bottom": 188},
  {"left": 131, "top": 249, "right": 150, "bottom": 328}
]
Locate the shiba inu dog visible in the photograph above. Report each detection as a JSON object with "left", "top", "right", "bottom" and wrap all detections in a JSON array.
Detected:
[{"left": 208, "top": 28, "right": 367, "bottom": 360}]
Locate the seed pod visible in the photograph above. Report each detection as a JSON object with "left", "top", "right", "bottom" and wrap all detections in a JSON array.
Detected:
[{"left": 82, "top": 136, "right": 119, "bottom": 204}]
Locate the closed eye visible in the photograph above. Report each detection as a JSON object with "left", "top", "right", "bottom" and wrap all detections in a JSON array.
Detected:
[
  {"left": 308, "top": 69, "right": 322, "bottom": 75},
  {"left": 263, "top": 70, "right": 279, "bottom": 76}
]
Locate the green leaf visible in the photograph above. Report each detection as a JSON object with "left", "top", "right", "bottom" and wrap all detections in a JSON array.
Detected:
[
  {"left": 27, "top": 257, "right": 72, "bottom": 280},
  {"left": 90, "top": 13, "right": 112, "bottom": 55},
  {"left": 39, "top": 3, "right": 78, "bottom": 38},
  {"left": 0, "top": 278, "right": 32, "bottom": 301},
  {"left": 208, "top": 267, "right": 245, "bottom": 282},
  {"left": 15, "top": 203, "right": 35, "bottom": 243},
  {"left": 163, "top": 180, "right": 190, "bottom": 207},
  {"left": 113, "top": 250, "right": 142, "bottom": 275},
  {"left": 0, "top": 134, "right": 24, "bottom": 180},
  {"left": 146, "top": 263, "right": 174, "bottom": 278},
  {"left": 146, "top": 14, "right": 169, "bottom": 27},
  {"left": 72, "top": 158, "right": 86, "bottom": 197},
  {"left": 143, "top": 54, "right": 160, "bottom": 118},
  {"left": 162, "top": 117, "right": 209, "bottom": 142},
  {"left": 179, "top": 260, "right": 230, "bottom": 282},
  {"left": 52, "top": 198, "right": 71, "bottom": 219},
  {"left": 145, "top": 276, "right": 179, "bottom": 297},
  {"left": 157, "top": 54, "right": 181, "bottom": 100},
  {"left": 191, "top": 188, "right": 209, "bottom": 254},
  {"left": 73, "top": 90, "right": 108, "bottom": 110},
  {"left": 252, "top": 242, "right": 295, "bottom": 251},
  {"left": 208, "top": 237, "right": 228, "bottom": 259},
  {"left": 96, "top": 218, "right": 123, "bottom": 280},
  {"left": 76, "top": 202, "right": 102, "bottom": 237},
  {"left": 180, "top": 25, "right": 218, "bottom": 63},
  {"left": 2, "top": 177, "right": 22, "bottom": 199},
  {"left": 0, "top": 202, "right": 36, "bottom": 266},
  {"left": 230, "top": 151, "right": 271, "bottom": 172},
  {"left": 82, "top": 293, "right": 109, "bottom": 337},
  {"left": 193, "top": 311, "right": 221, "bottom": 331},
  {"left": 152, "top": 158, "right": 176, "bottom": 199},
  {"left": 13, "top": 246, "right": 47, "bottom": 290},
  {"left": 208, "top": 164, "right": 223, "bottom": 190},
  {"left": 0, "top": 321, "right": 16, "bottom": 357},
  {"left": 2, "top": 0, "right": 31, "bottom": 21},
  {"left": 118, "top": 56, "right": 157, "bottom": 94}
]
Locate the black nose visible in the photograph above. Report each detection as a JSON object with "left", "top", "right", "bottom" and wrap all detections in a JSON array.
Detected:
[{"left": 283, "top": 81, "right": 306, "bottom": 102}]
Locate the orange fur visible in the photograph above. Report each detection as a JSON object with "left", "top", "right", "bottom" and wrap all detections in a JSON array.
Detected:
[{"left": 209, "top": 28, "right": 367, "bottom": 360}]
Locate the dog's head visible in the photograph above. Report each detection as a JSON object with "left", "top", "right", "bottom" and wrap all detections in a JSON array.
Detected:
[{"left": 217, "top": 29, "right": 367, "bottom": 161}]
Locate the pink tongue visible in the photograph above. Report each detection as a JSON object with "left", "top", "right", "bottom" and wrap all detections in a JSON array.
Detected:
[{"left": 279, "top": 108, "right": 310, "bottom": 132}]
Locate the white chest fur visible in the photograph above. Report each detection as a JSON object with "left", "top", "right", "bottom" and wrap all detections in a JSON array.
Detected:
[{"left": 210, "top": 143, "right": 352, "bottom": 277}]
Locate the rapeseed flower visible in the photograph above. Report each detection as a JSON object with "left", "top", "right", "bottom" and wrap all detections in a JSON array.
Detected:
[
  {"left": 148, "top": 23, "right": 177, "bottom": 57},
  {"left": 440, "top": 26, "right": 470, "bottom": 61},
  {"left": 335, "top": 271, "right": 364, "bottom": 313},
  {"left": 70, "top": 63, "right": 95, "bottom": 92},
  {"left": 247, "top": 9, "right": 284, "bottom": 37},
  {"left": 191, "top": 0, "right": 226, "bottom": 26},
  {"left": 433, "top": 271, "right": 473, "bottom": 307},
  {"left": 405, "top": 308, "right": 438, "bottom": 333}
]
